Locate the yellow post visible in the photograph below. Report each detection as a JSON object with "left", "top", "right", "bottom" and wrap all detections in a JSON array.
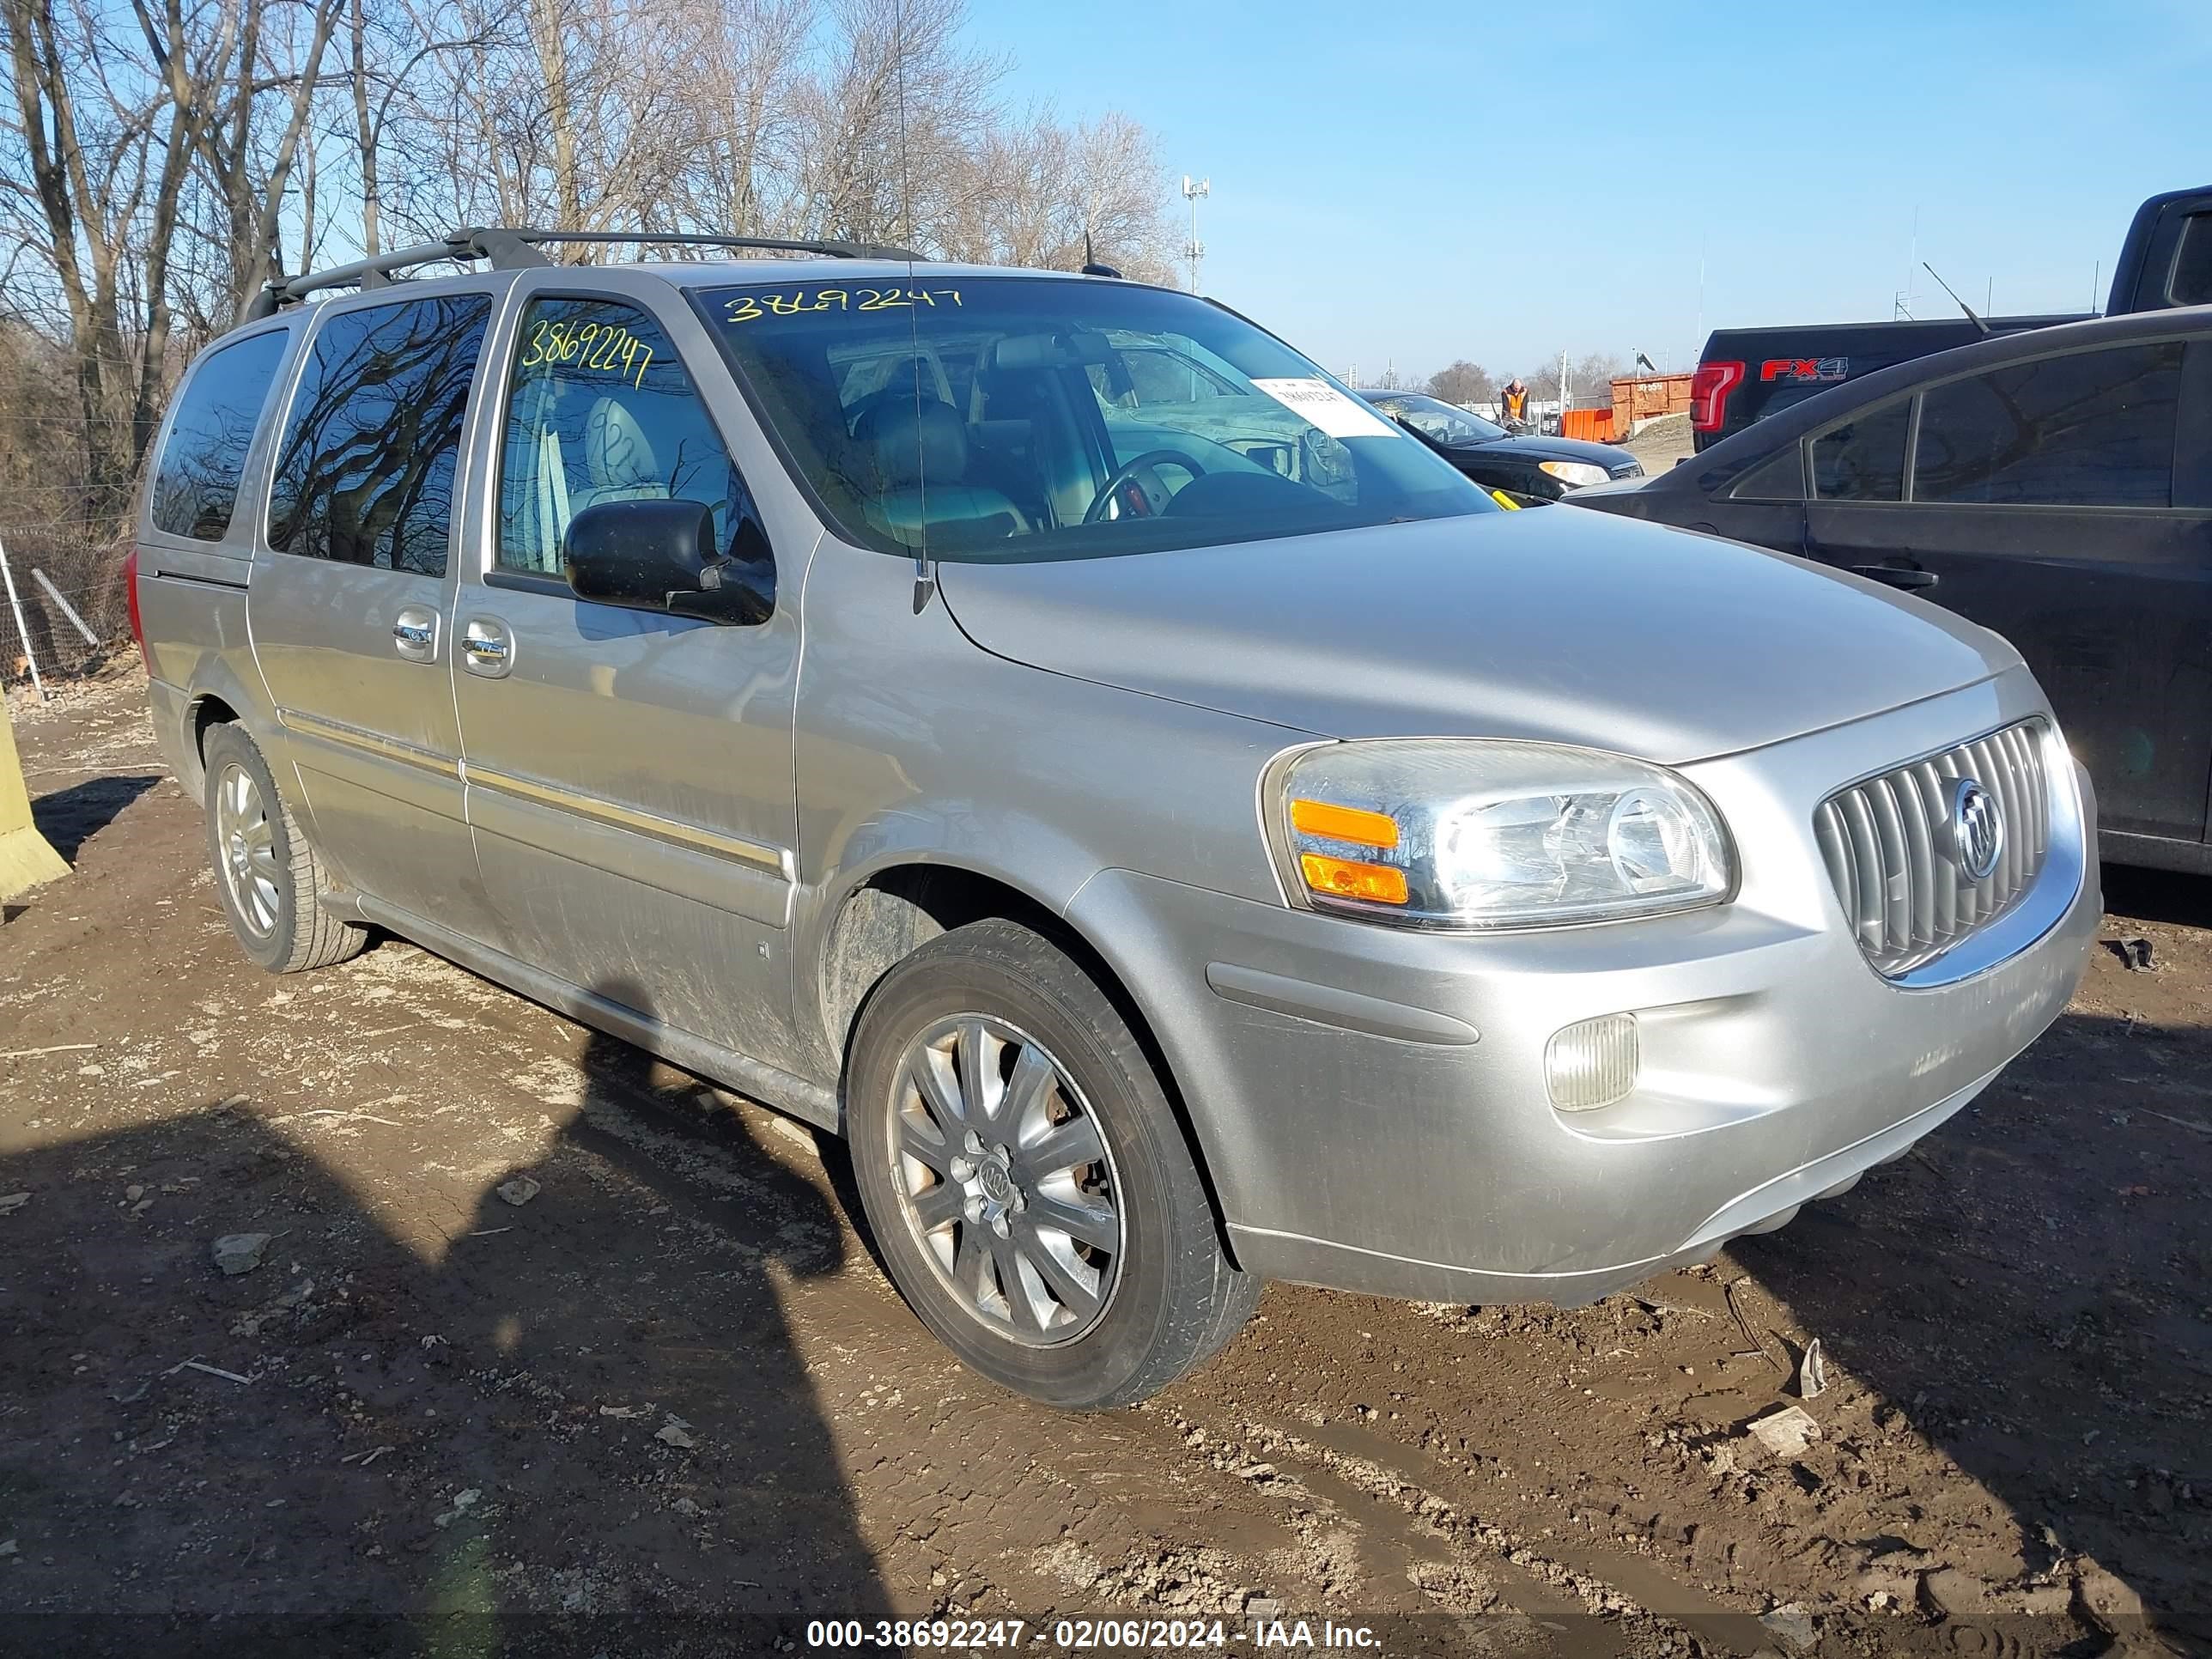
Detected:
[{"left": 0, "top": 691, "right": 68, "bottom": 898}]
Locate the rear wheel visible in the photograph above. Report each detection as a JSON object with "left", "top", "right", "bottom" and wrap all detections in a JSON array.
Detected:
[
  {"left": 202, "top": 723, "right": 368, "bottom": 974},
  {"left": 847, "top": 919, "right": 1258, "bottom": 1408}
]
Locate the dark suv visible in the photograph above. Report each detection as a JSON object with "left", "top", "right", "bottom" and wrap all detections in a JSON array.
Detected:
[
  {"left": 1576, "top": 305, "right": 2212, "bottom": 872},
  {"left": 1686, "top": 183, "right": 2212, "bottom": 450}
]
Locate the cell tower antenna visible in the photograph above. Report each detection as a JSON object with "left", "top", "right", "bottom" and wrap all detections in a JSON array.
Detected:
[{"left": 1182, "top": 175, "right": 1210, "bottom": 294}]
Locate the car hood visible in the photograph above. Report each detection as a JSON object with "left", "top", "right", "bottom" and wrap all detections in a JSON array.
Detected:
[
  {"left": 1462, "top": 433, "right": 1628, "bottom": 468},
  {"left": 935, "top": 508, "right": 2016, "bottom": 763}
]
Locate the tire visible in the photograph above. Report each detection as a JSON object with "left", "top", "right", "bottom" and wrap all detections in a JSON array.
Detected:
[
  {"left": 847, "top": 918, "right": 1259, "bottom": 1409},
  {"left": 202, "top": 722, "right": 368, "bottom": 975}
]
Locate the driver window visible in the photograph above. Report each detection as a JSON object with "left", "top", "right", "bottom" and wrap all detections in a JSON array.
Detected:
[{"left": 496, "top": 296, "right": 753, "bottom": 575}]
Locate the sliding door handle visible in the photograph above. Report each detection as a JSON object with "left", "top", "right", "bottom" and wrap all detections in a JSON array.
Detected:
[{"left": 392, "top": 606, "right": 439, "bottom": 661}]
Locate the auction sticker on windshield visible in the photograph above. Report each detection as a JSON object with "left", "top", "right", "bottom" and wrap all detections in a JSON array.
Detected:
[{"left": 1249, "top": 378, "right": 1397, "bottom": 439}]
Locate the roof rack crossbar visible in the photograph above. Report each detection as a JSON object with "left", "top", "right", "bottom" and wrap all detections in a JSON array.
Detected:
[
  {"left": 241, "top": 234, "right": 485, "bottom": 320},
  {"left": 240, "top": 226, "right": 924, "bottom": 323}
]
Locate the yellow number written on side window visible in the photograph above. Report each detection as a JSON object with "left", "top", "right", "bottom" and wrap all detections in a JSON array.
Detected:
[{"left": 519, "top": 317, "right": 655, "bottom": 389}]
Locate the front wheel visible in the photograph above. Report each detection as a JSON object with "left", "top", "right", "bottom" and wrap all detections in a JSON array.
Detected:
[{"left": 847, "top": 919, "right": 1258, "bottom": 1408}]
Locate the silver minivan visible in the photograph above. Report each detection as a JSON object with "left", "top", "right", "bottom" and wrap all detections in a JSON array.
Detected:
[{"left": 131, "top": 233, "right": 2099, "bottom": 1407}]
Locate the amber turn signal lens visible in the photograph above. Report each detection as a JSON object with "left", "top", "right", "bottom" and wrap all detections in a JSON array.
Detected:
[
  {"left": 1299, "top": 853, "right": 1409, "bottom": 905},
  {"left": 1289, "top": 798, "right": 1399, "bottom": 848}
]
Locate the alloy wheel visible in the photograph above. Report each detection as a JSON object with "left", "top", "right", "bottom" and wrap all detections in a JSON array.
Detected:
[
  {"left": 214, "top": 762, "right": 281, "bottom": 938},
  {"left": 887, "top": 1013, "right": 1125, "bottom": 1346}
]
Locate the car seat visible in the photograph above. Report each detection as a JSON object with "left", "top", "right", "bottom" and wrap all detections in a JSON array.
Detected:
[
  {"left": 853, "top": 399, "right": 1030, "bottom": 545},
  {"left": 574, "top": 397, "right": 673, "bottom": 509}
]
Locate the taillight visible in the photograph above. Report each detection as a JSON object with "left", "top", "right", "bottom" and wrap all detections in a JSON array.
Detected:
[
  {"left": 1689, "top": 360, "right": 1745, "bottom": 432},
  {"left": 124, "top": 547, "right": 148, "bottom": 671}
]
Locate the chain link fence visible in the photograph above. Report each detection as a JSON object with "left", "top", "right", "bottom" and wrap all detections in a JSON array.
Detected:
[
  {"left": 0, "top": 336, "right": 143, "bottom": 699},
  {"left": 0, "top": 522, "right": 132, "bottom": 699}
]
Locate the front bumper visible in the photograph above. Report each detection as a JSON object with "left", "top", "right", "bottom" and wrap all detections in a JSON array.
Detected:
[{"left": 1067, "top": 671, "right": 2099, "bottom": 1305}]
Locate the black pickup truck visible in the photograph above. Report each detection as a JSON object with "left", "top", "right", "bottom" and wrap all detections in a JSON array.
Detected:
[{"left": 1690, "top": 185, "right": 2212, "bottom": 451}]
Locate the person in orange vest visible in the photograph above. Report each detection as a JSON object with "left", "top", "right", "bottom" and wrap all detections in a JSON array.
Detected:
[{"left": 1500, "top": 378, "right": 1530, "bottom": 426}]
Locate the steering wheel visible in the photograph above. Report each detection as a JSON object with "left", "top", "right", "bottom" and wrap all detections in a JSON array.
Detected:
[{"left": 1082, "top": 450, "right": 1206, "bottom": 524}]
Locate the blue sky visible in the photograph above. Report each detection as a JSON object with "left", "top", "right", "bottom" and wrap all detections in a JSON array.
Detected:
[{"left": 965, "top": 0, "right": 2210, "bottom": 382}]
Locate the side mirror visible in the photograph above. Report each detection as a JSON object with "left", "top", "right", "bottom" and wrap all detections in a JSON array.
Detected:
[{"left": 561, "top": 498, "right": 774, "bottom": 626}]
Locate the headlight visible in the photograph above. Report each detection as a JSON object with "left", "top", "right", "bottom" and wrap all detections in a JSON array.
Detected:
[
  {"left": 1537, "top": 459, "right": 1610, "bottom": 489},
  {"left": 1266, "top": 739, "right": 1733, "bottom": 930}
]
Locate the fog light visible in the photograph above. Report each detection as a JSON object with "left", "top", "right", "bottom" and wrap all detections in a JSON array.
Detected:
[{"left": 1546, "top": 1013, "right": 1638, "bottom": 1111}]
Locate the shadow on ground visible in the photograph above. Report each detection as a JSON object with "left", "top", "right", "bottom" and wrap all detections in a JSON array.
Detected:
[
  {"left": 0, "top": 975, "right": 889, "bottom": 1656},
  {"left": 1729, "top": 997, "right": 2211, "bottom": 1650},
  {"left": 2100, "top": 860, "right": 2212, "bottom": 932},
  {"left": 31, "top": 774, "right": 161, "bottom": 863}
]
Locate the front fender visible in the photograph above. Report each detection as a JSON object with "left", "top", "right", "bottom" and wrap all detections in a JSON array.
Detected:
[{"left": 787, "top": 536, "right": 1305, "bottom": 1085}]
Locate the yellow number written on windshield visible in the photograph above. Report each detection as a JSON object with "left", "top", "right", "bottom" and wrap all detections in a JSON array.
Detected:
[{"left": 722, "top": 288, "right": 964, "bottom": 324}]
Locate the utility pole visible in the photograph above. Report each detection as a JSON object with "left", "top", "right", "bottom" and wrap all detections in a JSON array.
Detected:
[{"left": 1182, "top": 175, "right": 1209, "bottom": 294}]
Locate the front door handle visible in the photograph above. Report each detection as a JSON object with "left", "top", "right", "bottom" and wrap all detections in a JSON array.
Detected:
[
  {"left": 461, "top": 617, "right": 514, "bottom": 678},
  {"left": 392, "top": 605, "right": 440, "bottom": 662},
  {"left": 1851, "top": 563, "right": 1939, "bottom": 591}
]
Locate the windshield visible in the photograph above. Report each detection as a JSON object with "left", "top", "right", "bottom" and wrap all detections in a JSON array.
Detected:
[
  {"left": 698, "top": 276, "right": 1493, "bottom": 561},
  {"left": 1370, "top": 393, "right": 1508, "bottom": 446}
]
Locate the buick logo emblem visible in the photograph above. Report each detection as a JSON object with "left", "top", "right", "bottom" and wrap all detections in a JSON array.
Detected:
[{"left": 1951, "top": 778, "right": 2003, "bottom": 882}]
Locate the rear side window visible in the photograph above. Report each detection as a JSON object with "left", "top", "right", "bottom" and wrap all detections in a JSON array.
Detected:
[
  {"left": 149, "top": 330, "right": 289, "bottom": 540},
  {"left": 2169, "top": 215, "right": 2212, "bottom": 307},
  {"left": 1912, "top": 343, "right": 2182, "bottom": 507},
  {"left": 1727, "top": 445, "right": 1807, "bottom": 501},
  {"left": 1810, "top": 399, "right": 1911, "bottom": 501},
  {"left": 266, "top": 294, "right": 492, "bottom": 575},
  {"left": 495, "top": 295, "right": 751, "bottom": 576}
]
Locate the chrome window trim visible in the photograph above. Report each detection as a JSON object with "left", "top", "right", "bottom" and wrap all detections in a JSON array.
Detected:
[
  {"left": 279, "top": 708, "right": 459, "bottom": 779},
  {"left": 462, "top": 762, "right": 791, "bottom": 877}
]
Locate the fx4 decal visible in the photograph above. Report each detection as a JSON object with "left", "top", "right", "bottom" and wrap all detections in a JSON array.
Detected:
[{"left": 1760, "top": 356, "right": 1848, "bottom": 383}]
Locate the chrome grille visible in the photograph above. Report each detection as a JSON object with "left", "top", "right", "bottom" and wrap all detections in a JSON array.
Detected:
[{"left": 1814, "top": 720, "right": 2052, "bottom": 977}]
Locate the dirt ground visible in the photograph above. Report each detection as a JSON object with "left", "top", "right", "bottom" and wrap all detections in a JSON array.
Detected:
[
  {"left": 1620, "top": 415, "right": 1694, "bottom": 476},
  {"left": 3, "top": 666, "right": 2207, "bottom": 1658}
]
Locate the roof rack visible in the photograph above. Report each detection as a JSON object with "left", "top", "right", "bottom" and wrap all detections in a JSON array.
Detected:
[{"left": 240, "top": 226, "right": 927, "bottom": 323}]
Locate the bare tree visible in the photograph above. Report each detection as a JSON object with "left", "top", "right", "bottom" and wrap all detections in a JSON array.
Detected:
[
  {"left": 0, "top": 0, "right": 228, "bottom": 503},
  {"left": 944, "top": 106, "right": 1173, "bottom": 281},
  {"left": 340, "top": 0, "right": 489, "bottom": 254},
  {"left": 1426, "top": 360, "right": 1494, "bottom": 405},
  {"left": 1520, "top": 350, "right": 1627, "bottom": 406},
  {"left": 192, "top": 0, "right": 345, "bottom": 309},
  {"left": 0, "top": 0, "right": 1186, "bottom": 544},
  {"left": 784, "top": 0, "right": 999, "bottom": 247},
  {"left": 391, "top": 0, "right": 708, "bottom": 242},
  {"left": 666, "top": 0, "right": 813, "bottom": 239}
]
